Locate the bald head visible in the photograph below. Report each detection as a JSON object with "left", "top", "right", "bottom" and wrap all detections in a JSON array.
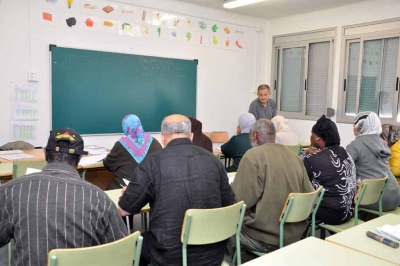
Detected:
[
  {"left": 250, "top": 119, "right": 276, "bottom": 146},
  {"left": 161, "top": 114, "right": 192, "bottom": 146}
]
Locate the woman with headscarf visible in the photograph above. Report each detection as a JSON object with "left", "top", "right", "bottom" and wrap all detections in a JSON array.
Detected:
[
  {"left": 380, "top": 124, "right": 400, "bottom": 177},
  {"left": 346, "top": 112, "right": 400, "bottom": 211},
  {"left": 221, "top": 113, "right": 256, "bottom": 172},
  {"left": 271, "top": 115, "right": 299, "bottom": 145},
  {"left": 104, "top": 114, "right": 162, "bottom": 189},
  {"left": 188, "top": 117, "right": 213, "bottom": 153},
  {"left": 302, "top": 115, "right": 357, "bottom": 224}
]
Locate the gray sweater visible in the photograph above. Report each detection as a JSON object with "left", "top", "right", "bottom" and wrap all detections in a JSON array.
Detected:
[{"left": 346, "top": 134, "right": 400, "bottom": 211}]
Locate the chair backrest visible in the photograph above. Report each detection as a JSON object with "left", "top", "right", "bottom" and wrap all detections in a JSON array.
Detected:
[
  {"left": 356, "top": 176, "right": 389, "bottom": 206},
  {"left": 279, "top": 186, "right": 324, "bottom": 223},
  {"left": 181, "top": 201, "right": 245, "bottom": 245},
  {"left": 210, "top": 131, "right": 229, "bottom": 143},
  {"left": 12, "top": 160, "right": 47, "bottom": 179},
  {"left": 285, "top": 144, "right": 301, "bottom": 154},
  {"left": 278, "top": 187, "right": 325, "bottom": 248},
  {"left": 181, "top": 201, "right": 246, "bottom": 266},
  {"left": 47, "top": 231, "right": 143, "bottom": 266}
]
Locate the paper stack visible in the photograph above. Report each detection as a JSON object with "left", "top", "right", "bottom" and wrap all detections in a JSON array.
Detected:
[{"left": 377, "top": 224, "right": 400, "bottom": 241}]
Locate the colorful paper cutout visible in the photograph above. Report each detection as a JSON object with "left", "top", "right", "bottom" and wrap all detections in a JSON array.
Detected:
[
  {"left": 198, "top": 21, "right": 206, "bottom": 30},
  {"left": 186, "top": 32, "right": 192, "bottom": 41},
  {"left": 103, "top": 20, "right": 113, "bottom": 27},
  {"left": 236, "top": 40, "right": 243, "bottom": 49},
  {"left": 85, "top": 18, "right": 94, "bottom": 27},
  {"left": 212, "top": 24, "right": 218, "bottom": 33},
  {"left": 46, "top": 0, "right": 57, "bottom": 3},
  {"left": 122, "top": 23, "right": 132, "bottom": 31},
  {"left": 224, "top": 27, "right": 231, "bottom": 34},
  {"left": 83, "top": 3, "right": 97, "bottom": 10},
  {"left": 102, "top": 5, "right": 114, "bottom": 14},
  {"left": 157, "top": 27, "right": 161, "bottom": 37},
  {"left": 66, "top": 0, "right": 73, "bottom": 9},
  {"left": 212, "top": 36, "right": 218, "bottom": 45},
  {"left": 43, "top": 12, "right": 53, "bottom": 21},
  {"left": 66, "top": 17, "right": 76, "bottom": 27}
]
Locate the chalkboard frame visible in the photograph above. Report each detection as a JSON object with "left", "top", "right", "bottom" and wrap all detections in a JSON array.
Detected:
[{"left": 50, "top": 46, "right": 197, "bottom": 134}]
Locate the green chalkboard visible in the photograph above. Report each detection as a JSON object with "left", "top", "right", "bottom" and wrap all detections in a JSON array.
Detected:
[{"left": 51, "top": 46, "right": 197, "bottom": 134}]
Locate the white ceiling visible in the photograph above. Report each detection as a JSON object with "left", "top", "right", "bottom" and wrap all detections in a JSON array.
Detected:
[{"left": 174, "top": 0, "right": 368, "bottom": 20}]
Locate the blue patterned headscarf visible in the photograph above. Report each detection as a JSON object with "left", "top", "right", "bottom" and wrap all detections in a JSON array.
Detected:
[{"left": 119, "top": 114, "right": 153, "bottom": 163}]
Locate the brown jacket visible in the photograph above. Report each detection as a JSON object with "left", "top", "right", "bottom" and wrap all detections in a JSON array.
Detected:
[{"left": 232, "top": 143, "right": 313, "bottom": 246}]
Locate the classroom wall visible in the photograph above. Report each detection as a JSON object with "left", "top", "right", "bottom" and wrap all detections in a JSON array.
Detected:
[
  {"left": 264, "top": 0, "right": 400, "bottom": 147},
  {"left": 0, "top": 0, "right": 266, "bottom": 149}
]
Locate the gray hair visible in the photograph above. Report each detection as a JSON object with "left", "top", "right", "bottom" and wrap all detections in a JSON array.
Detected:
[
  {"left": 161, "top": 117, "right": 191, "bottom": 137},
  {"left": 250, "top": 119, "right": 276, "bottom": 144}
]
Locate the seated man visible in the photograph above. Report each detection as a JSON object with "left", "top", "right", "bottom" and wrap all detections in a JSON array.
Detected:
[
  {"left": 118, "top": 114, "right": 234, "bottom": 266},
  {"left": 231, "top": 119, "right": 313, "bottom": 253},
  {"left": 0, "top": 128, "right": 127, "bottom": 266}
]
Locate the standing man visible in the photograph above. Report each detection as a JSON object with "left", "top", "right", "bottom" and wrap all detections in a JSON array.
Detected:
[
  {"left": 231, "top": 119, "right": 313, "bottom": 253},
  {"left": 118, "top": 114, "right": 234, "bottom": 266},
  {"left": 0, "top": 128, "right": 128, "bottom": 266},
  {"left": 248, "top": 84, "right": 277, "bottom": 120}
]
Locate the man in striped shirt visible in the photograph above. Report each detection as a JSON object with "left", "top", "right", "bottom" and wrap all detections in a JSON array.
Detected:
[{"left": 0, "top": 128, "right": 128, "bottom": 266}]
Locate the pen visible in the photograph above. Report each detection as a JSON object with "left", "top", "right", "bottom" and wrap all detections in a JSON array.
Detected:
[{"left": 366, "top": 231, "right": 399, "bottom": 248}]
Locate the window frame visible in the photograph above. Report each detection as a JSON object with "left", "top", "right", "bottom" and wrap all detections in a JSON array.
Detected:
[
  {"left": 337, "top": 18, "right": 400, "bottom": 124},
  {"left": 271, "top": 28, "right": 335, "bottom": 120}
]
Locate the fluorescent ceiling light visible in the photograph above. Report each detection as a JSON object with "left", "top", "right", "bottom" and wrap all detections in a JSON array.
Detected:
[{"left": 223, "top": 0, "right": 266, "bottom": 9}]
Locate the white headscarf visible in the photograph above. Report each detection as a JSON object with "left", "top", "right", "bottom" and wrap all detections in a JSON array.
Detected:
[
  {"left": 238, "top": 113, "right": 256, "bottom": 134},
  {"left": 354, "top": 112, "right": 382, "bottom": 136},
  {"left": 271, "top": 115, "right": 290, "bottom": 133}
]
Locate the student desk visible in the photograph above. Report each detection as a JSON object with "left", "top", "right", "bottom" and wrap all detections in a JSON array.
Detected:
[
  {"left": 241, "top": 237, "right": 392, "bottom": 265},
  {"left": 326, "top": 214, "right": 400, "bottom": 265},
  {"left": 0, "top": 150, "right": 114, "bottom": 190}
]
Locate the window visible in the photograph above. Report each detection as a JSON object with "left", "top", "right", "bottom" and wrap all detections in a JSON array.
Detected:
[
  {"left": 272, "top": 29, "right": 335, "bottom": 119},
  {"left": 338, "top": 19, "right": 400, "bottom": 123}
]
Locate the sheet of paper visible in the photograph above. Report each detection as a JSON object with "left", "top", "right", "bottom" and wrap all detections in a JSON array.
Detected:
[
  {"left": 78, "top": 154, "right": 107, "bottom": 166},
  {"left": 0, "top": 153, "right": 34, "bottom": 160},
  {"left": 25, "top": 167, "right": 42, "bottom": 174},
  {"left": 227, "top": 172, "right": 236, "bottom": 184},
  {"left": 0, "top": 150, "right": 23, "bottom": 155},
  {"left": 123, "top": 178, "right": 130, "bottom": 186},
  {"left": 84, "top": 146, "right": 108, "bottom": 155},
  {"left": 377, "top": 224, "right": 400, "bottom": 241}
]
